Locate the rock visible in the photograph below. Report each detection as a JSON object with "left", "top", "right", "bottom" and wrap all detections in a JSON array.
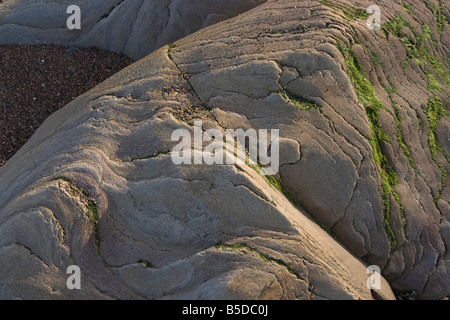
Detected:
[
  {"left": 0, "top": 0, "right": 266, "bottom": 60},
  {"left": 0, "top": 0, "right": 449, "bottom": 300},
  {"left": 0, "top": 44, "right": 395, "bottom": 299}
]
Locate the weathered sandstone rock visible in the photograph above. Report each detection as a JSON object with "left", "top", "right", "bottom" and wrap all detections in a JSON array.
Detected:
[
  {"left": 0, "top": 0, "right": 265, "bottom": 60},
  {"left": 0, "top": 0, "right": 449, "bottom": 299}
]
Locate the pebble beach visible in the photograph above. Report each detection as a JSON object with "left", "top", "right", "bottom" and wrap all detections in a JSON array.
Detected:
[{"left": 0, "top": 44, "right": 133, "bottom": 166}]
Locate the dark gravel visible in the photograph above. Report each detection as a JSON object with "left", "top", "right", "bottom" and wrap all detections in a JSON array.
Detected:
[{"left": 0, "top": 44, "right": 134, "bottom": 167}]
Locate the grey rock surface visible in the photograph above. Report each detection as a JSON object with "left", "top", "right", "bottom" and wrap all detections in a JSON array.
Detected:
[
  {"left": 0, "top": 43, "right": 395, "bottom": 299},
  {"left": 0, "top": 0, "right": 396, "bottom": 300},
  {"left": 0, "top": 0, "right": 449, "bottom": 300},
  {"left": 0, "top": 0, "right": 265, "bottom": 60}
]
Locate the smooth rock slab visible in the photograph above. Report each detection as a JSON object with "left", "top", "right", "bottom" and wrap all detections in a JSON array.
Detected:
[{"left": 0, "top": 0, "right": 265, "bottom": 60}]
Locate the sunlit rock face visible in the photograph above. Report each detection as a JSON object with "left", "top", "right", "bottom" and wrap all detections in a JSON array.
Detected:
[
  {"left": 0, "top": 0, "right": 448, "bottom": 300},
  {"left": 0, "top": 0, "right": 265, "bottom": 60}
]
